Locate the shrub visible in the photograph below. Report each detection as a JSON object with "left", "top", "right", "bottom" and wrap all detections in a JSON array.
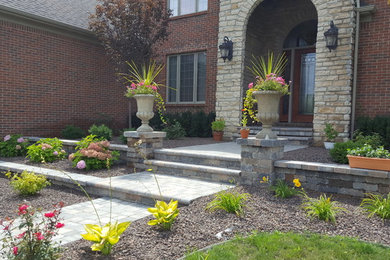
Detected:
[
  {"left": 61, "top": 125, "right": 85, "bottom": 139},
  {"left": 271, "top": 179, "right": 299, "bottom": 198},
  {"left": 324, "top": 123, "right": 338, "bottom": 142},
  {"left": 119, "top": 128, "right": 136, "bottom": 144},
  {"left": 356, "top": 116, "right": 390, "bottom": 149},
  {"left": 147, "top": 200, "right": 179, "bottom": 230},
  {"left": 301, "top": 194, "right": 346, "bottom": 223},
  {"left": 69, "top": 135, "right": 119, "bottom": 170},
  {"left": 353, "top": 131, "right": 383, "bottom": 148},
  {"left": 360, "top": 193, "right": 390, "bottom": 220},
  {"left": 0, "top": 203, "right": 64, "bottom": 259},
  {"left": 6, "top": 171, "right": 50, "bottom": 196},
  {"left": 88, "top": 124, "right": 113, "bottom": 141},
  {"left": 0, "top": 134, "right": 30, "bottom": 157},
  {"left": 162, "top": 120, "right": 186, "bottom": 140},
  {"left": 26, "top": 138, "right": 66, "bottom": 163},
  {"left": 206, "top": 190, "right": 250, "bottom": 217}
]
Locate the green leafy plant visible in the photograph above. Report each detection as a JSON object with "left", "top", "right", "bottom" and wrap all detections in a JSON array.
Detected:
[
  {"left": 69, "top": 136, "right": 119, "bottom": 170},
  {"left": 0, "top": 203, "right": 64, "bottom": 259},
  {"left": 61, "top": 125, "right": 85, "bottom": 139},
  {"left": 360, "top": 193, "right": 390, "bottom": 219},
  {"left": 0, "top": 134, "right": 30, "bottom": 157},
  {"left": 206, "top": 190, "right": 250, "bottom": 217},
  {"left": 147, "top": 200, "right": 179, "bottom": 230},
  {"left": 356, "top": 116, "right": 390, "bottom": 149},
  {"left": 244, "top": 52, "right": 290, "bottom": 123},
  {"left": 271, "top": 179, "right": 299, "bottom": 198},
  {"left": 211, "top": 119, "right": 225, "bottom": 132},
  {"left": 123, "top": 61, "right": 166, "bottom": 124},
  {"left": 301, "top": 194, "right": 346, "bottom": 223},
  {"left": 26, "top": 138, "right": 66, "bottom": 163},
  {"left": 162, "top": 120, "right": 186, "bottom": 140},
  {"left": 324, "top": 123, "right": 338, "bottom": 142},
  {"left": 330, "top": 140, "right": 363, "bottom": 164},
  {"left": 81, "top": 221, "right": 131, "bottom": 255},
  {"left": 347, "top": 144, "right": 390, "bottom": 159},
  {"left": 88, "top": 124, "right": 113, "bottom": 141},
  {"left": 6, "top": 171, "right": 50, "bottom": 196},
  {"left": 353, "top": 131, "right": 383, "bottom": 148}
]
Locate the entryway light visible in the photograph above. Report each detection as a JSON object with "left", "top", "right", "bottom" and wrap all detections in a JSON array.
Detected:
[
  {"left": 219, "top": 36, "right": 233, "bottom": 62},
  {"left": 324, "top": 21, "right": 338, "bottom": 52}
]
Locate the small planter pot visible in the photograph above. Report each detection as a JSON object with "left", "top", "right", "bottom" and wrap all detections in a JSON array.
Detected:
[
  {"left": 324, "top": 142, "right": 335, "bottom": 150},
  {"left": 347, "top": 155, "right": 390, "bottom": 171},
  {"left": 212, "top": 131, "right": 224, "bottom": 141},
  {"left": 240, "top": 128, "right": 250, "bottom": 139}
]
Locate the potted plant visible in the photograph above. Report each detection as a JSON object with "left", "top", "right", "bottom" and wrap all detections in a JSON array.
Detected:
[
  {"left": 123, "top": 61, "right": 166, "bottom": 132},
  {"left": 324, "top": 123, "right": 338, "bottom": 149},
  {"left": 244, "top": 52, "right": 289, "bottom": 139},
  {"left": 211, "top": 119, "right": 225, "bottom": 141},
  {"left": 240, "top": 109, "right": 250, "bottom": 138},
  {"left": 347, "top": 144, "right": 390, "bottom": 171}
]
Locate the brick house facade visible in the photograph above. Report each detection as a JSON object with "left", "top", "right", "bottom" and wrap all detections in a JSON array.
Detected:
[{"left": 1, "top": 0, "right": 389, "bottom": 143}]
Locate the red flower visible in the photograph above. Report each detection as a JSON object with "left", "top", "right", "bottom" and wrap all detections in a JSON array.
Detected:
[
  {"left": 16, "top": 232, "right": 25, "bottom": 239},
  {"left": 44, "top": 212, "right": 55, "bottom": 218},
  {"left": 34, "top": 232, "right": 44, "bottom": 241},
  {"left": 18, "top": 204, "right": 29, "bottom": 215},
  {"left": 55, "top": 222, "right": 65, "bottom": 229},
  {"left": 13, "top": 246, "right": 18, "bottom": 256}
]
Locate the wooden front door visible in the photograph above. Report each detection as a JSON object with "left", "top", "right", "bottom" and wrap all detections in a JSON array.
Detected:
[{"left": 280, "top": 48, "right": 315, "bottom": 123}]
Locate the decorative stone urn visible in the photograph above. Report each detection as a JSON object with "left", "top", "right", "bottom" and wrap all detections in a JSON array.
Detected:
[
  {"left": 253, "top": 91, "right": 282, "bottom": 139},
  {"left": 134, "top": 94, "right": 155, "bottom": 132}
]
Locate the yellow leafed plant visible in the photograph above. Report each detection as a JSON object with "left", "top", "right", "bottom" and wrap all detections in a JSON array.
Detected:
[
  {"left": 81, "top": 221, "right": 131, "bottom": 255},
  {"left": 147, "top": 200, "right": 179, "bottom": 230}
]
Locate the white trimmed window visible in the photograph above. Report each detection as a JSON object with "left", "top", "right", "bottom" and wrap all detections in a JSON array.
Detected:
[
  {"left": 167, "top": 52, "right": 206, "bottom": 103},
  {"left": 169, "top": 0, "right": 208, "bottom": 17}
]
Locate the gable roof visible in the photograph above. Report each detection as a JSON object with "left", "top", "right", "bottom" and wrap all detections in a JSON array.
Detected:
[{"left": 0, "top": 0, "right": 97, "bottom": 29}]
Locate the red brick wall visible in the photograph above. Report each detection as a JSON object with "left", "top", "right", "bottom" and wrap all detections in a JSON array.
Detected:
[
  {"left": 356, "top": 0, "right": 390, "bottom": 118},
  {"left": 154, "top": 0, "right": 219, "bottom": 115},
  {"left": 0, "top": 21, "right": 128, "bottom": 138}
]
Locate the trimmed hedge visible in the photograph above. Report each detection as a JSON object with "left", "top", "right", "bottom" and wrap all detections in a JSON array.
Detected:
[{"left": 356, "top": 116, "right": 390, "bottom": 149}]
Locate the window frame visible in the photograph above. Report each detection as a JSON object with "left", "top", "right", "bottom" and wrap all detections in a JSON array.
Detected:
[
  {"left": 168, "top": 0, "right": 208, "bottom": 17},
  {"left": 166, "top": 52, "right": 207, "bottom": 104}
]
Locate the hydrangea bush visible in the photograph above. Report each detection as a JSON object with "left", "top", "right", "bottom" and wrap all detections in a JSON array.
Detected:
[
  {"left": 0, "top": 203, "right": 64, "bottom": 259},
  {"left": 68, "top": 135, "right": 119, "bottom": 170},
  {"left": 0, "top": 135, "right": 30, "bottom": 157},
  {"left": 26, "top": 138, "right": 66, "bottom": 163}
]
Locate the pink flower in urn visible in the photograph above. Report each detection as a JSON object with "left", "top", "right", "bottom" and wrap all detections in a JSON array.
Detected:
[
  {"left": 248, "top": 82, "right": 254, "bottom": 89},
  {"left": 17, "top": 137, "right": 24, "bottom": 143},
  {"left": 152, "top": 86, "right": 157, "bottom": 91},
  {"left": 76, "top": 160, "right": 86, "bottom": 169},
  {"left": 131, "top": 83, "right": 136, "bottom": 89},
  {"left": 3, "top": 135, "right": 11, "bottom": 142}
]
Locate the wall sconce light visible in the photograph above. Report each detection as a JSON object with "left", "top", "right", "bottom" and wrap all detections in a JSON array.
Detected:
[
  {"left": 324, "top": 21, "right": 338, "bottom": 52},
  {"left": 219, "top": 36, "right": 233, "bottom": 62}
]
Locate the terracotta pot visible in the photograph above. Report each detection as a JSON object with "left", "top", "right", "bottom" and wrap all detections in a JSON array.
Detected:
[
  {"left": 240, "top": 128, "right": 250, "bottom": 139},
  {"left": 252, "top": 91, "right": 282, "bottom": 139},
  {"left": 212, "top": 131, "right": 224, "bottom": 141},
  {"left": 134, "top": 94, "right": 155, "bottom": 132},
  {"left": 347, "top": 155, "right": 390, "bottom": 171}
]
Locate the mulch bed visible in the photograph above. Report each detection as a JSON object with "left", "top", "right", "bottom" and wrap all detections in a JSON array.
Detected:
[
  {"left": 62, "top": 184, "right": 390, "bottom": 259},
  {"left": 0, "top": 174, "right": 94, "bottom": 219}
]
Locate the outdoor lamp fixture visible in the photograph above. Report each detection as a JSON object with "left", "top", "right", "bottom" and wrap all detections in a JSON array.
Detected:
[
  {"left": 324, "top": 21, "right": 338, "bottom": 52},
  {"left": 219, "top": 36, "right": 233, "bottom": 62}
]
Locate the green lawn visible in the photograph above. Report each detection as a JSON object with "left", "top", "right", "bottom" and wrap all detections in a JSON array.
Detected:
[{"left": 185, "top": 232, "right": 390, "bottom": 260}]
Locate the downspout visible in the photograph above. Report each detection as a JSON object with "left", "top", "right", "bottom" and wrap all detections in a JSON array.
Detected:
[{"left": 350, "top": 0, "right": 361, "bottom": 137}]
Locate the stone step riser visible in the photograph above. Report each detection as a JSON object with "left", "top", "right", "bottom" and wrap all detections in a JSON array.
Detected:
[
  {"left": 151, "top": 165, "right": 239, "bottom": 184},
  {"left": 154, "top": 153, "right": 241, "bottom": 170}
]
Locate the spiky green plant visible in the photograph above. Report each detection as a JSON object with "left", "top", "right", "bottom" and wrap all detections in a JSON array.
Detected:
[
  {"left": 360, "top": 193, "right": 390, "bottom": 219},
  {"left": 206, "top": 191, "right": 250, "bottom": 217},
  {"left": 248, "top": 52, "right": 288, "bottom": 80},
  {"left": 271, "top": 179, "right": 299, "bottom": 198},
  {"left": 302, "top": 194, "right": 346, "bottom": 223}
]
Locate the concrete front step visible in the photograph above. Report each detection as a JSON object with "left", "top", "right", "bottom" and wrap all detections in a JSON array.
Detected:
[
  {"left": 154, "top": 149, "right": 241, "bottom": 170},
  {"left": 0, "top": 161, "right": 234, "bottom": 207},
  {"left": 145, "top": 159, "right": 241, "bottom": 184}
]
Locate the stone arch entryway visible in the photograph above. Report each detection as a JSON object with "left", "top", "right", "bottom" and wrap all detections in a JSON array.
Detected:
[{"left": 215, "top": 0, "right": 355, "bottom": 144}]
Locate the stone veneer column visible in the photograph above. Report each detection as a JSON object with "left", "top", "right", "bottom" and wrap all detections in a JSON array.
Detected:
[
  {"left": 124, "top": 131, "right": 166, "bottom": 170},
  {"left": 216, "top": 0, "right": 355, "bottom": 143},
  {"left": 238, "top": 138, "right": 288, "bottom": 185}
]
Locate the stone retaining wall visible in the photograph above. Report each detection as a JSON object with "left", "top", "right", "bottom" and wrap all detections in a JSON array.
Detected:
[{"left": 275, "top": 160, "right": 390, "bottom": 197}]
